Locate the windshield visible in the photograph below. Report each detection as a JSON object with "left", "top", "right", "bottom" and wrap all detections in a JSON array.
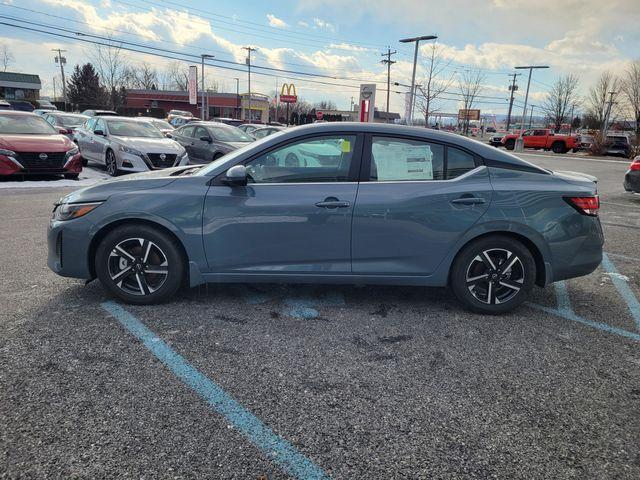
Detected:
[
  {"left": 151, "top": 119, "right": 173, "bottom": 130},
  {"left": 57, "top": 114, "right": 88, "bottom": 127},
  {"left": 0, "top": 114, "right": 57, "bottom": 134},
  {"left": 107, "top": 120, "right": 164, "bottom": 138},
  {"left": 209, "top": 126, "right": 253, "bottom": 142}
]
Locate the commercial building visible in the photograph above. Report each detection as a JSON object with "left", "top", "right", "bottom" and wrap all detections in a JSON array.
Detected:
[
  {"left": 124, "top": 89, "right": 269, "bottom": 122},
  {"left": 0, "top": 72, "right": 41, "bottom": 101}
]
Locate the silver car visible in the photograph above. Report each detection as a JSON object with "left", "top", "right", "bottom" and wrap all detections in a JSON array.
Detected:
[{"left": 75, "top": 116, "right": 188, "bottom": 176}]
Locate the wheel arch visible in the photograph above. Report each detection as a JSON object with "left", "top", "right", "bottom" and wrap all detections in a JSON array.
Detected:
[
  {"left": 448, "top": 230, "right": 548, "bottom": 287},
  {"left": 88, "top": 217, "right": 189, "bottom": 282}
]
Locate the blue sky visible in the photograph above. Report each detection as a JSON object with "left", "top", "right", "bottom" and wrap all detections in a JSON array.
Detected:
[{"left": 1, "top": 0, "right": 638, "bottom": 117}]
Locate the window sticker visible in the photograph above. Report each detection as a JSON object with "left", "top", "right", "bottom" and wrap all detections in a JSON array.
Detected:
[{"left": 372, "top": 142, "right": 434, "bottom": 181}]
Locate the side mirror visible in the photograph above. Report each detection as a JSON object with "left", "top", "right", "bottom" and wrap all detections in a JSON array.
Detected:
[
  {"left": 57, "top": 127, "right": 69, "bottom": 134},
  {"left": 224, "top": 165, "right": 247, "bottom": 186},
  {"left": 165, "top": 132, "right": 173, "bottom": 138},
  {"left": 94, "top": 129, "right": 105, "bottom": 136},
  {"left": 200, "top": 136, "right": 212, "bottom": 143}
]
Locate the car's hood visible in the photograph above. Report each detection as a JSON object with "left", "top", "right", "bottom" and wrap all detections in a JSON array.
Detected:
[
  {"left": 60, "top": 166, "right": 197, "bottom": 204},
  {"left": 0, "top": 134, "right": 73, "bottom": 152},
  {"left": 553, "top": 170, "right": 598, "bottom": 185},
  {"left": 111, "top": 136, "right": 184, "bottom": 153}
]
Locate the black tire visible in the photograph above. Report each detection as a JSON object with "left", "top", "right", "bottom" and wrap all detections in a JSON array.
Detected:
[
  {"left": 64, "top": 173, "right": 79, "bottom": 180},
  {"left": 551, "top": 141, "right": 566, "bottom": 154},
  {"left": 504, "top": 139, "right": 515, "bottom": 151},
  {"left": 95, "top": 224, "right": 185, "bottom": 305},
  {"left": 105, "top": 149, "right": 119, "bottom": 177},
  {"left": 82, "top": 158, "right": 88, "bottom": 167},
  {"left": 450, "top": 235, "right": 536, "bottom": 314},
  {"left": 572, "top": 148, "right": 579, "bottom": 153}
]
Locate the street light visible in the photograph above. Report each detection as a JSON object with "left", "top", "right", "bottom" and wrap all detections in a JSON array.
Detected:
[
  {"left": 514, "top": 65, "right": 548, "bottom": 151},
  {"left": 201, "top": 54, "right": 215, "bottom": 120},
  {"left": 399, "top": 35, "right": 437, "bottom": 125}
]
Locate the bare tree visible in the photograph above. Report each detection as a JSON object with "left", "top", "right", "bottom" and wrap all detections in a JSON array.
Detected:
[
  {"left": 125, "top": 62, "right": 159, "bottom": 90},
  {"left": 621, "top": 59, "right": 640, "bottom": 137},
  {"left": 541, "top": 74, "right": 581, "bottom": 132},
  {"left": 416, "top": 42, "right": 455, "bottom": 125},
  {"left": 90, "top": 41, "right": 130, "bottom": 109},
  {"left": 458, "top": 69, "right": 486, "bottom": 135},
  {"left": 164, "top": 61, "right": 190, "bottom": 91},
  {"left": 586, "top": 71, "right": 620, "bottom": 129},
  {"left": 0, "top": 43, "right": 14, "bottom": 71}
]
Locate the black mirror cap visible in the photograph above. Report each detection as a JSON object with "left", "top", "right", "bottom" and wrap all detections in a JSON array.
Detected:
[
  {"left": 200, "top": 136, "right": 212, "bottom": 142},
  {"left": 94, "top": 129, "right": 105, "bottom": 136}
]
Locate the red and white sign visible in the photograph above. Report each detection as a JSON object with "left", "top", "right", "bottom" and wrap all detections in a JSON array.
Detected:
[
  {"left": 316, "top": 111, "right": 324, "bottom": 120},
  {"left": 188, "top": 66, "right": 198, "bottom": 105},
  {"left": 359, "top": 84, "right": 376, "bottom": 123},
  {"left": 280, "top": 83, "right": 298, "bottom": 104}
]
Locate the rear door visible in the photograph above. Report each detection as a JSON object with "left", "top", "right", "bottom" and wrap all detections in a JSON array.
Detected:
[
  {"left": 193, "top": 126, "right": 213, "bottom": 162},
  {"left": 172, "top": 125, "right": 196, "bottom": 159},
  {"left": 351, "top": 134, "right": 492, "bottom": 275}
]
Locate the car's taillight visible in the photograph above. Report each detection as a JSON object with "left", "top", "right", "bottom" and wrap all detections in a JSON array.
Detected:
[
  {"left": 629, "top": 159, "right": 640, "bottom": 171},
  {"left": 565, "top": 195, "right": 599, "bottom": 216}
]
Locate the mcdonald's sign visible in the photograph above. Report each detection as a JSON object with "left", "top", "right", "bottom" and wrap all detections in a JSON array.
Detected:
[{"left": 280, "top": 83, "right": 298, "bottom": 103}]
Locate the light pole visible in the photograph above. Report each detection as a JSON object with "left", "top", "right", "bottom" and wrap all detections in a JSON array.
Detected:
[
  {"left": 514, "top": 65, "right": 548, "bottom": 151},
  {"left": 52, "top": 49, "right": 67, "bottom": 111},
  {"left": 200, "top": 54, "right": 215, "bottom": 120},
  {"left": 233, "top": 77, "right": 240, "bottom": 119},
  {"left": 399, "top": 35, "right": 437, "bottom": 125},
  {"left": 242, "top": 46, "right": 257, "bottom": 122}
]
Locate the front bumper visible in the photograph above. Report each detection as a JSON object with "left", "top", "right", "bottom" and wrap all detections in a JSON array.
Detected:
[
  {"left": 0, "top": 153, "right": 82, "bottom": 176},
  {"left": 47, "top": 216, "right": 93, "bottom": 280},
  {"left": 624, "top": 170, "right": 640, "bottom": 193},
  {"left": 117, "top": 150, "right": 189, "bottom": 172}
]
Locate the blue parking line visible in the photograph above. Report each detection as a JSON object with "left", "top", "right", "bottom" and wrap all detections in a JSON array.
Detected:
[
  {"left": 601, "top": 253, "right": 640, "bottom": 330},
  {"left": 528, "top": 303, "right": 640, "bottom": 342},
  {"left": 553, "top": 281, "right": 573, "bottom": 315},
  {"left": 101, "top": 301, "right": 330, "bottom": 480}
]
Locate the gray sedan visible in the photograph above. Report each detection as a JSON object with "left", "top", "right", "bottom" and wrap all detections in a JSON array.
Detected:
[
  {"left": 74, "top": 116, "right": 188, "bottom": 176},
  {"left": 48, "top": 122, "right": 603, "bottom": 314},
  {"left": 170, "top": 121, "right": 254, "bottom": 164}
]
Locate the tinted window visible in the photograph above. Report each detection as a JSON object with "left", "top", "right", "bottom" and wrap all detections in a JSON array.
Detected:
[
  {"left": 533, "top": 130, "right": 547, "bottom": 136},
  {"left": 370, "top": 136, "right": 444, "bottom": 181},
  {"left": 246, "top": 135, "right": 356, "bottom": 184},
  {"left": 194, "top": 127, "right": 209, "bottom": 139},
  {"left": 94, "top": 118, "right": 107, "bottom": 133},
  {"left": 446, "top": 147, "right": 477, "bottom": 179}
]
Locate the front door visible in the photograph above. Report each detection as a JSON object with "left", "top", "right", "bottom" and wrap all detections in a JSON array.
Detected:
[
  {"left": 202, "top": 133, "right": 362, "bottom": 274},
  {"left": 352, "top": 135, "right": 492, "bottom": 275}
]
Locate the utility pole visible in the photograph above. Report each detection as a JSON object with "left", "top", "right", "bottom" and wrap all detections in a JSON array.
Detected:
[
  {"left": 569, "top": 103, "right": 575, "bottom": 134},
  {"left": 233, "top": 78, "right": 240, "bottom": 119},
  {"left": 528, "top": 104, "right": 535, "bottom": 129},
  {"left": 52, "top": 76, "right": 57, "bottom": 103},
  {"left": 514, "top": 65, "right": 549, "bottom": 151},
  {"left": 505, "top": 72, "right": 520, "bottom": 132},
  {"left": 200, "top": 54, "right": 215, "bottom": 120},
  {"left": 603, "top": 91, "right": 617, "bottom": 137},
  {"left": 380, "top": 47, "right": 396, "bottom": 123},
  {"left": 399, "top": 35, "right": 437, "bottom": 125},
  {"left": 242, "top": 46, "right": 257, "bottom": 122},
  {"left": 52, "top": 49, "right": 67, "bottom": 111}
]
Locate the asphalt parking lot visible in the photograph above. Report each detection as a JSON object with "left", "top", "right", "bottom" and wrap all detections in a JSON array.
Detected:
[{"left": 1, "top": 153, "right": 639, "bottom": 479}]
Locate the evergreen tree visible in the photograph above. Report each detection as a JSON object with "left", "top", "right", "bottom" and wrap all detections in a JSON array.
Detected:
[{"left": 66, "top": 63, "right": 108, "bottom": 108}]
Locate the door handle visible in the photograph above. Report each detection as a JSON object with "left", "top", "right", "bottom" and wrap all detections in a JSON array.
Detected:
[
  {"left": 315, "top": 200, "right": 351, "bottom": 209},
  {"left": 450, "top": 197, "right": 486, "bottom": 205}
]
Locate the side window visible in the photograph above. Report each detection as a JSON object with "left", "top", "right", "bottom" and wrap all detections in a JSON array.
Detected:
[
  {"left": 45, "top": 115, "right": 55, "bottom": 126},
  {"left": 253, "top": 129, "right": 269, "bottom": 139},
  {"left": 94, "top": 118, "right": 106, "bottom": 133},
  {"left": 370, "top": 136, "right": 444, "bottom": 181},
  {"left": 85, "top": 118, "right": 96, "bottom": 131},
  {"left": 194, "top": 127, "right": 209, "bottom": 140},
  {"left": 446, "top": 147, "right": 477, "bottom": 179},
  {"left": 533, "top": 130, "right": 547, "bottom": 136},
  {"left": 180, "top": 125, "right": 195, "bottom": 137},
  {"left": 246, "top": 135, "right": 356, "bottom": 184}
]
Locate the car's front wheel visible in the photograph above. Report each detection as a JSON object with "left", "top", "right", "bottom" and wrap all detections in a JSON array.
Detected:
[
  {"left": 504, "top": 139, "right": 515, "bottom": 150},
  {"left": 105, "top": 150, "right": 118, "bottom": 177},
  {"left": 95, "top": 225, "right": 185, "bottom": 304},
  {"left": 450, "top": 236, "right": 536, "bottom": 314}
]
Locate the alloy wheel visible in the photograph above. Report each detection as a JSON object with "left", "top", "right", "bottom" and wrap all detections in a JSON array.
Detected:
[
  {"left": 106, "top": 151, "right": 117, "bottom": 176},
  {"left": 107, "top": 238, "right": 168, "bottom": 296},
  {"left": 465, "top": 248, "right": 524, "bottom": 305}
]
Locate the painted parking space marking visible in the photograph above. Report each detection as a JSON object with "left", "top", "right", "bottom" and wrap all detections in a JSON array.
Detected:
[
  {"left": 239, "top": 286, "right": 345, "bottom": 319},
  {"left": 101, "top": 301, "right": 331, "bottom": 480},
  {"left": 601, "top": 253, "right": 640, "bottom": 330}
]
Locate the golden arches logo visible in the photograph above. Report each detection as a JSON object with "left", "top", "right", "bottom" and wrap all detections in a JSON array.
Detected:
[{"left": 280, "top": 83, "right": 297, "bottom": 96}]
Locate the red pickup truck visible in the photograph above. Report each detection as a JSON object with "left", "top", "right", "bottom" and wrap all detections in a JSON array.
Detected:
[{"left": 501, "top": 129, "right": 577, "bottom": 154}]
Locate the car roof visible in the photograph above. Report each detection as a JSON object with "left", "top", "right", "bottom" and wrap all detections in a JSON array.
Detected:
[{"left": 0, "top": 110, "right": 36, "bottom": 116}]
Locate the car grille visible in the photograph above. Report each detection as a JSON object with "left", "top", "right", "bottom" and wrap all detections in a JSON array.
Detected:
[
  {"left": 16, "top": 152, "right": 66, "bottom": 171},
  {"left": 147, "top": 153, "right": 177, "bottom": 168}
]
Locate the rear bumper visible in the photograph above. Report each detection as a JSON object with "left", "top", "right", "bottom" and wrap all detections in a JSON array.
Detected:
[{"left": 550, "top": 217, "right": 604, "bottom": 282}]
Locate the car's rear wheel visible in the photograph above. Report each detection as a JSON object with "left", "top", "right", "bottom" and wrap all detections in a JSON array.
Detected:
[
  {"left": 450, "top": 236, "right": 536, "bottom": 314},
  {"left": 504, "top": 139, "right": 515, "bottom": 150},
  {"left": 95, "top": 225, "right": 185, "bottom": 304},
  {"left": 105, "top": 150, "right": 118, "bottom": 176},
  {"left": 551, "top": 141, "right": 566, "bottom": 154}
]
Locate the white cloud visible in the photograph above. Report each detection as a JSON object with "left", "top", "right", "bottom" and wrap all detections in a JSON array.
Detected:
[
  {"left": 328, "top": 43, "right": 371, "bottom": 53},
  {"left": 266, "top": 14, "right": 288, "bottom": 29},
  {"left": 313, "top": 18, "right": 335, "bottom": 32},
  {"left": 297, "top": 20, "right": 309, "bottom": 28}
]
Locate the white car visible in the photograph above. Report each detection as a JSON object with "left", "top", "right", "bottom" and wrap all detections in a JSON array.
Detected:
[{"left": 75, "top": 116, "right": 188, "bottom": 176}]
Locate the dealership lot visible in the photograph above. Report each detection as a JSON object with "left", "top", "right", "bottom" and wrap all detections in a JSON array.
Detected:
[{"left": 1, "top": 154, "right": 639, "bottom": 479}]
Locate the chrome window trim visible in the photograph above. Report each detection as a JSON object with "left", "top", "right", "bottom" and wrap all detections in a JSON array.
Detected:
[{"left": 363, "top": 165, "right": 486, "bottom": 184}]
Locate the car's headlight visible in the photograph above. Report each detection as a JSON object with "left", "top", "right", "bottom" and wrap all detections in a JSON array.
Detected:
[
  {"left": 53, "top": 202, "right": 102, "bottom": 221},
  {"left": 118, "top": 145, "right": 144, "bottom": 156},
  {"left": 0, "top": 149, "right": 16, "bottom": 157},
  {"left": 65, "top": 146, "right": 79, "bottom": 157}
]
